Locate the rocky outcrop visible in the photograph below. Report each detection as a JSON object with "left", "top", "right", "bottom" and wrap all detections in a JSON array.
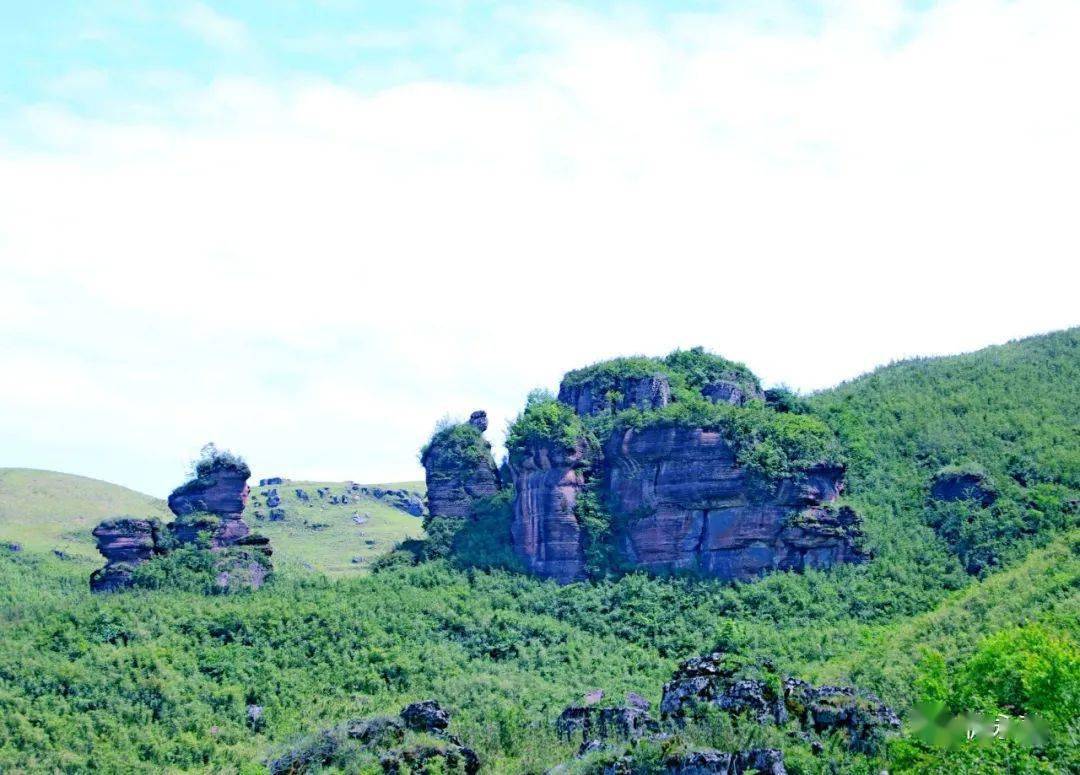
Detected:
[
  {"left": 556, "top": 702, "right": 660, "bottom": 754},
  {"left": 168, "top": 460, "right": 252, "bottom": 547},
  {"left": 664, "top": 748, "right": 786, "bottom": 775},
  {"left": 268, "top": 700, "right": 477, "bottom": 775},
  {"left": 89, "top": 518, "right": 166, "bottom": 592},
  {"left": 606, "top": 428, "right": 864, "bottom": 580},
  {"left": 930, "top": 468, "right": 997, "bottom": 506},
  {"left": 92, "top": 454, "right": 273, "bottom": 592},
  {"left": 558, "top": 374, "right": 671, "bottom": 416},
  {"left": 660, "top": 653, "right": 899, "bottom": 753},
  {"left": 701, "top": 379, "right": 764, "bottom": 407},
  {"left": 422, "top": 413, "right": 501, "bottom": 520},
  {"left": 510, "top": 438, "right": 591, "bottom": 583}
]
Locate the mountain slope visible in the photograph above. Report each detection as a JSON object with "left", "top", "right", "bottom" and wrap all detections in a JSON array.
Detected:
[
  {"left": 0, "top": 468, "right": 424, "bottom": 573},
  {"left": 810, "top": 327, "right": 1079, "bottom": 574},
  {"left": 0, "top": 468, "right": 171, "bottom": 560}
]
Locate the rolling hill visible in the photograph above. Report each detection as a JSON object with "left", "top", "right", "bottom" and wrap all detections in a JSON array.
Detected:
[
  {"left": 0, "top": 468, "right": 425, "bottom": 574},
  {"left": 0, "top": 328, "right": 1076, "bottom": 773}
]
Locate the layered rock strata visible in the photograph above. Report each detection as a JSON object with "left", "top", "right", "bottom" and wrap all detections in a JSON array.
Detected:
[
  {"left": 509, "top": 438, "right": 591, "bottom": 583},
  {"left": 606, "top": 427, "right": 864, "bottom": 579},
  {"left": 89, "top": 518, "right": 166, "bottom": 592},
  {"left": 422, "top": 411, "right": 501, "bottom": 520}
]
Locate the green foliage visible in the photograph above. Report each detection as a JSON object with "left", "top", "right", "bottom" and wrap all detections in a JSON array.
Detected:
[
  {"left": 420, "top": 422, "right": 493, "bottom": 472},
  {"left": 505, "top": 396, "right": 588, "bottom": 464},
  {"left": 812, "top": 328, "right": 1080, "bottom": 576},
  {"left": 661, "top": 346, "right": 760, "bottom": 395},
  {"left": 559, "top": 356, "right": 668, "bottom": 391},
  {"left": 955, "top": 624, "right": 1080, "bottom": 728},
  {"left": 190, "top": 442, "right": 250, "bottom": 479}
]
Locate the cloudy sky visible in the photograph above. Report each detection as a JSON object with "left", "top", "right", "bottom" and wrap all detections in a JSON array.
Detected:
[{"left": 1, "top": 1, "right": 1077, "bottom": 496}]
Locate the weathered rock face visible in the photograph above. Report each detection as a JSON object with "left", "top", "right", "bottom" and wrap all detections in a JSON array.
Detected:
[
  {"left": 606, "top": 427, "right": 864, "bottom": 580},
  {"left": 89, "top": 518, "right": 165, "bottom": 592},
  {"left": 556, "top": 703, "right": 660, "bottom": 756},
  {"left": 422, "top": 414, "right": 501, "bottom": 520},
  {"left": 665, "top": 748, "right": 786, "bottom": 775},
  {"left": 167, "top": 461, "right": 252, "bottom": 547},
  {"left": 701, "top": 379, "right": 764, "bottom": 407},
  {"left": 510, "top": 439, "right": 590, "bottom": 583},
  {"left": 268, "top": 699, "right": 478, "bottom": 775},
  {"left": 931, "top": 469, "right": 997, "bottom": 506},
  {"left": 558, "top": 374, "right": 671, "bottom": 416},
  {"left": 660, "top": 653, "right": 899, "bottom": 753}
]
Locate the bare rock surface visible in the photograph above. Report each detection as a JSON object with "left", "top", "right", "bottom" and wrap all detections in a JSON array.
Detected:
[
  {"left": 89, "top": 518, "right": 165, "bottom": 592},
  {"left": 606, "top": 427, "right": 864, "bottom": 580},
  {"left": 510, "top": 437, "right": 591, "bottom": 583},
  {"left": 558, "top": 374, "right": 671, "bottom": 416}
]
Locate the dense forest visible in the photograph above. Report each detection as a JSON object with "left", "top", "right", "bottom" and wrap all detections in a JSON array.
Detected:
[{"left": 0, "top": 329, "right": 1077, "bottom": 773}]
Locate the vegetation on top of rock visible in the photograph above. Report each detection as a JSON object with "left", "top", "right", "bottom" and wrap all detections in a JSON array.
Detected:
[
  {"left": 560, "top": 347, "right": 759, "bottom": 398},
  {"left": 505, "top": 390, "right": 590, "bottom": 464},
  {"left": 420, "top": 419, "right": 493, "bottom": 471},
  {"left": 613, "top": 394, "right": 843, "bottom": 487},
  {"left": 189, "top": 442, "right": 250, "bottom": 480}
]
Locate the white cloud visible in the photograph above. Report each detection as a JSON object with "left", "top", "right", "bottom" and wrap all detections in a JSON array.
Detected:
[
  {"left": 1, "top": 0, "right": 1078, "bottom": 494},
  {"left": 178, "top": 3, "right": 252, "bottom": 53}
]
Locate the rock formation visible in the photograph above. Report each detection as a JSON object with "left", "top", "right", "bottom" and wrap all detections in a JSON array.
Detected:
[
  {"left": 660, "top": 653, "right": 899, "bottom": 753},
  {"left": 167, "top": 458, "right": 253, "bottom": 547},
  {"left": 607, "top": 428, "right": 864, "bottom": 579},
  {"left": 701, "top": 379, "right": 764, "bottom": 407},
  {"left": 268, "top": 700, "right": 478, "bottom": 775},
  {"left": 91, "top": 451, "right": 272, "bottom": 592},
  {"left": 930, "top": 467, "right": 997, "bottom": 506},
  {"left": 664, "top": 748, "right": 786, "bottom": 775},
  {"left": 558, "top": 373, "right": 671, "bottom": 416},
  {"left": 556, "top": 701, "right": 660, "bottom": 754},
  {"left": 422, "top": 411, "right": 501, "bottom": 520},
  {"left": 509, "top": 437, "right": 591, "bottom": 583},
  {"left": 89, "top": 518, "right": 166, "bottom": 592}
]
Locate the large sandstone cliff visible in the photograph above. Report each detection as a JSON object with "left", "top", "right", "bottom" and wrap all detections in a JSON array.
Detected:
[
  {"left": 502, "top": 356, "right": 865, "bottom": 583},
  {"left": 606, "top": 426, "right": 864, "bottom": 578},
  {"left": 509, "top": 437, "right": 590, "bottom": 583}
]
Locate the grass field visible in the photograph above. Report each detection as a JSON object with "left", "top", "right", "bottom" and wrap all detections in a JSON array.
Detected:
[{"left": 0, "top": 468, "right": 425, "bottom": 575}]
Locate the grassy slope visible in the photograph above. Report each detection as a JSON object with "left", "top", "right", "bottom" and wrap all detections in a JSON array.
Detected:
[
  {"left": 0, "top": 469, "right": 424, "bottom": 574},
  {"left": 0, "top": 469, "right": 171, "bottom": 561},
  {"left": 249, "top": 480, "right": 424, "bottom": 576}
]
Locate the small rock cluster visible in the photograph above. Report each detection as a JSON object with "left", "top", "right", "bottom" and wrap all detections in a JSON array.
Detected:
[
  {"left": 548, "top": 652, "right": 899, "bottom": 773},
  {"left": 660, "top": 653, "right": 899, "bottom": 753},
  {"left": 268, "top": 700, "right": 478, "bottom": 775}
]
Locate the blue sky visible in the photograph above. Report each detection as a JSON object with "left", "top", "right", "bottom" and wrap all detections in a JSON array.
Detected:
[{"left": 1, "top": 1, "right": 1078, "bottom": 496}]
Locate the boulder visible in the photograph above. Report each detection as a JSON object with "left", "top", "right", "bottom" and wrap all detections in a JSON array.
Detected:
[
  {"left": 89, "top": 518, "right": 165, "bottom": 592},
  {"left": 556, "top": 703, "right": 659, "bottom": 752},
  {"left": 510, "top": 436, "right": 590, "bottom": 583},
  {"left": 558, "top": 374, "right": 671, "bottom": 416},
  {"left": 468, "top": 410, "right": 489, "bottom": 432},
  {"left": 701, "top": 380, "right": 764, "bottom": 407},
  {"left": 400, "top": 700, "right": 450, "bottom": 733},
  {"left": 259, "top": 477, "right": 284, "bottom": 486},
  {"left": 2, "top": 542, "right": 21, "bottom": 553}
]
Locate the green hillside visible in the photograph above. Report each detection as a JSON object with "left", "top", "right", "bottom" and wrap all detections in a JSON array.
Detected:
[
  {"left": 248, "top": 480, "right": 425, "bottom": 576},
  {"left": 0, "top": 469, "right": 425, "bottom": 574},
  {"left": 0, "top": 329, "right": 1076, "bottom": 773},
  {"left": 0, "top": 469, "right": 171, "bottom": 561}
]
